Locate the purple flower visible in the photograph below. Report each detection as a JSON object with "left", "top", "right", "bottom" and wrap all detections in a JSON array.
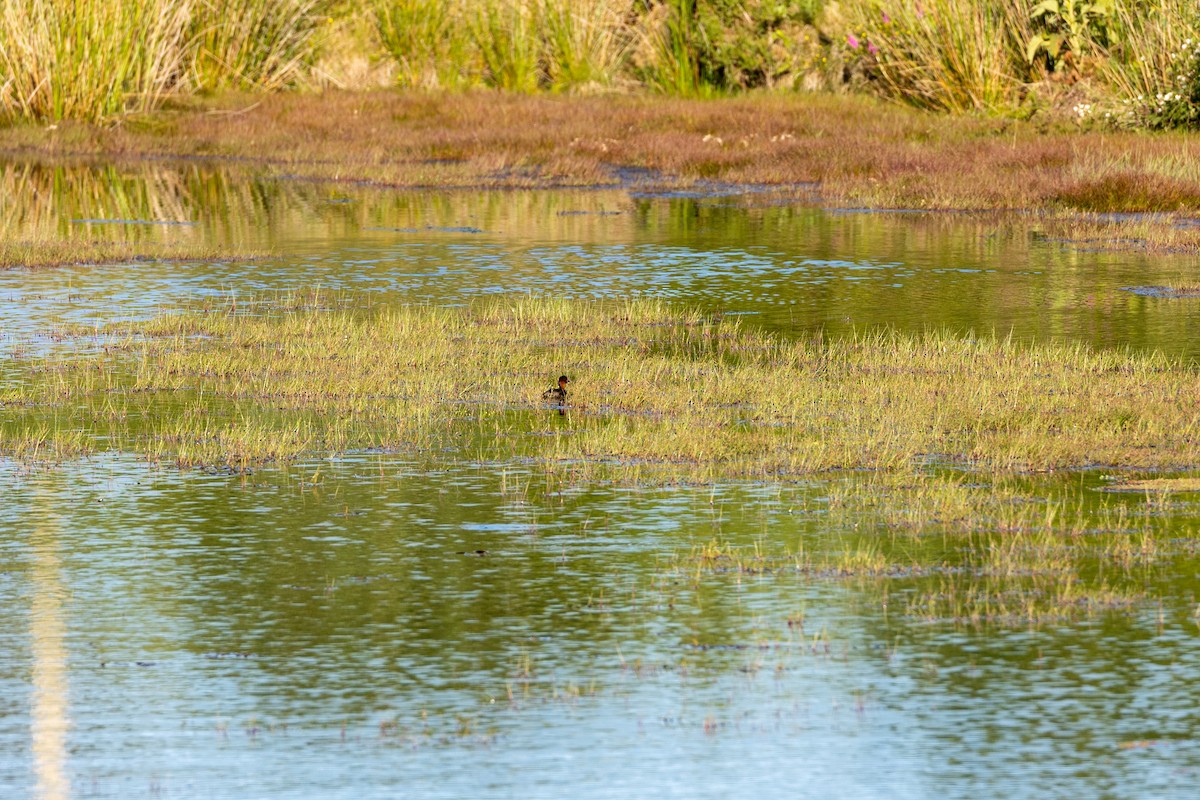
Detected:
[
  {"left": 882, "top": 11, "right": 891, "bottom": 23},
  {"left": 847, "top": 33, "right": 860, "bottom": 49},
  {"left": 868, "top": 41, "right": 878, "bottom": 55}
]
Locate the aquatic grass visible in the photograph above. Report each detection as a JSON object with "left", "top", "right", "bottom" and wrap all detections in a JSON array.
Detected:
[
  {"left": 6, "top": 296, "right": 1200, "bottom": 476},
  {"left": 658, "top": 473, "right": 1172, "bottom": 627},
  {"left": 1105, "top": 477, "right": 1200, "bottom": 493},
  {"left": 0, "top": 237, "right": 258, "bottom": 269},
  {"left": 903, "top": 573, "right": 1140, "bottom": 626}
]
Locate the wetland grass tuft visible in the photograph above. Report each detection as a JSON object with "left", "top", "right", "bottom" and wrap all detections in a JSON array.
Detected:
[
  {"left": 0, "top": 237, "right": 262, "bottom": 269},
  {"left": 662, "top": 471, "right": 1184, "bottom": 627},
  {"left": 6, "top": 295, "right": 1200, "bottom": 474}
]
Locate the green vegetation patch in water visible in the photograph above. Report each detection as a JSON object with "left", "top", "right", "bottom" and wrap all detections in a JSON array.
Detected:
[{"left": 5, "top": 296, "right": 1200, "bottom": 475}]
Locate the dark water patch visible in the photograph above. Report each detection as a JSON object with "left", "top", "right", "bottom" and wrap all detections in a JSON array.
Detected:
[
  {"left": 364, "top": 224, "right": 486, "bottom": 234},
  {"left": 1122, "top": 285, "right": 1200, "bottom": 298},
  {"left": 71, "top": 217, "right": 196, "bottom": 226}
]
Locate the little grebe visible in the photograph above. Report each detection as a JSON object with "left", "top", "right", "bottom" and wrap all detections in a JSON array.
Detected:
[{"left": 542, "top": 375, "right": 570, "bottom": 402}]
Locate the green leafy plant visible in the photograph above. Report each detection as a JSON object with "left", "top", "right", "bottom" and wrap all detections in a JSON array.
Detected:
[{"left": 1025, "top": 0, "right": 1115, "bottom": 71}]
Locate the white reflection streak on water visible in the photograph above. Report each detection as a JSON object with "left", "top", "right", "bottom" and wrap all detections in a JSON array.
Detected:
[{"left": 30, "top": 489, "right": 70, "bottom": 800}]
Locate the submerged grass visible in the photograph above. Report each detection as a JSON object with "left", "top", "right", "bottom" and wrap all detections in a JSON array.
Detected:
[
  {"left": 662, "top": 469, "right": 1197, "bottom": 626},
  {"left": 6, "top": 295, "right": 1200, "bottom": 474}
]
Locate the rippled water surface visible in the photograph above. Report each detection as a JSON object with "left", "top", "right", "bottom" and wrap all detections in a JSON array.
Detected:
[{"left": 3, "top": 162, "right": 1200, "bottom": 799}]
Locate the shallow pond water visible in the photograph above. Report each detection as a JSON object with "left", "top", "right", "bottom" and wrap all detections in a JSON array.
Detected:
[
  {"left": 4, "top": 161, "right": 1200, "bottom": 799},
  {"left": 2, "top": 161, "right": 1199, "bottom": 358}
]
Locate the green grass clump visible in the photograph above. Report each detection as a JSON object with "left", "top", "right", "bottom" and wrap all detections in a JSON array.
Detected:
[
  {"left": 4, "top": 296, "right": 1200, "bottom": 474},
  {"left": 9, "top": 294, "right": 1198, "bottom": 628},
  {"left": 844, "top": 0, "right": 1034, "bottom": 114},
  {"left": 539, "top": 0, "right": 632, "bottom": 92},
  {"left": 373, "top": 0, "right": 632, "bottom": 93},
  {"left": 661, "top": 470, "right": 1191, "bottom": 627},
  {"left": 0, "top": 238, "right": 259, "bottom": 269},
  {"left": 374, "top": 0, "right": 477, "bottom": 89},
  {"left": 189, "top": 0, "right": 322, "bottom": 92},
  {"left": 0, "top": 0, "right": 190, "bottom": 122},
  {"left": 471, "top": 0, "right": 543, "bottom": 92},
  {"left": 0, "top": 0, "right": 323, "bottom": 121}
]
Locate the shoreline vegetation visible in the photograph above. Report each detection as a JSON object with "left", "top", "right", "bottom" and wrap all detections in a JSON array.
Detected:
[
  {"left": 2, "top": 0, "right": 1198, "bottom": 127},
  {"left": 0, "top": 2, "right": 1195, "bottom": 257},
  {"left": 9, "top": 91, "right": 1200, "bottom": 254}
]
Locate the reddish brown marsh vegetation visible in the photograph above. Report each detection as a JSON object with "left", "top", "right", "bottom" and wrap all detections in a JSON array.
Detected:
[{"left": 9, "top": 90, "right": 1200, "bottom": 249}]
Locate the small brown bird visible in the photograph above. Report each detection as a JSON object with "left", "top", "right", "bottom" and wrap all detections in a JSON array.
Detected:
[{"left": 542, "top": 374, "right": 570, "bottom": 402}]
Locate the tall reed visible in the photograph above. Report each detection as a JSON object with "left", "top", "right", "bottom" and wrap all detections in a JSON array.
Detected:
[
  {"left": 540, "top": 0, "right": 632, "bottom": 91},
  {"left": 373, "top": 0, "right": 478, "bottom": 89},
  {"left": 189, "top": 0, "right": 323, "bottom": 91},
  {"left": 846, "top": 0, "right": 1033, "bottom": 113},
  {"left": 1093, "top": 0, "right": 1200, "bottom": 127},
  {"left": 0, "top": 0, "right": 191, "bottom": 122},
  {"left": 634, "top": 0, "right": 704, "bottom": 95},
  {"left": 471, "top": 0, "right": 543, "bottom": 92}
]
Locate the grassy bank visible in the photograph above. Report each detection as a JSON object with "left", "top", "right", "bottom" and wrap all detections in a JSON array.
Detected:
[{"left": 7, "top": 295, "right": 1200, "bottom": 473}]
